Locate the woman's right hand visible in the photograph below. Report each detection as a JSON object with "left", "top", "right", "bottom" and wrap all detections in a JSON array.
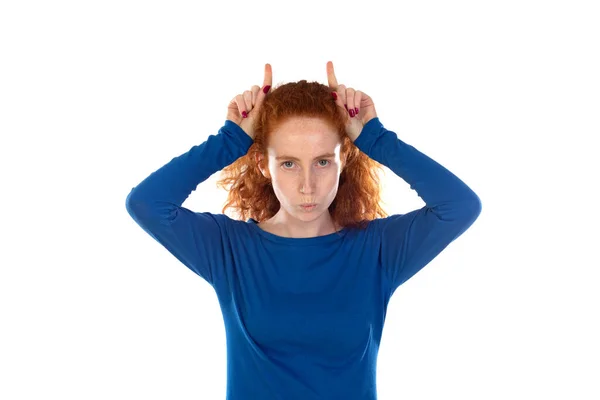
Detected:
[{"left": 226, "top": 63, "right": 273, "bottom": 140}]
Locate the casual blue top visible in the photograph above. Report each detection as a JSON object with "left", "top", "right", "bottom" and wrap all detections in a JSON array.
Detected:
[{"left": 125, "top": 117, "right": 482, "bottom": 399}]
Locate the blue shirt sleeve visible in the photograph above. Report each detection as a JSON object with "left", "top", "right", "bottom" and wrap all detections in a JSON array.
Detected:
[
  {"left": 125, "top": 121, "right": 254, "bottom": 285},
  {"left": 353, "top": 117, "right": 482, "bottom": 294}
]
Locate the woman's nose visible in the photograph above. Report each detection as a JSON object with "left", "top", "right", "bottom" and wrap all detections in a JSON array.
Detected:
[{"left": 300, "top": 173, "right": 315, "bottom": 194}]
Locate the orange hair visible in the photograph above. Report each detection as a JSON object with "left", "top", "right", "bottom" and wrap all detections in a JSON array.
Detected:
[{"left": 215, "top": 80, "right": 388, "bottom": 230}]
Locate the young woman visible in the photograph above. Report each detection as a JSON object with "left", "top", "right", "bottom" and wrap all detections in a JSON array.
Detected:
[{"left": 126, "top": 61, "right": 482, "bottom": 399}]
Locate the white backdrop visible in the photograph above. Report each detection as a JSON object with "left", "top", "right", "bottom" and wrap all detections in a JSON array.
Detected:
[{"left": 1, "top": 0, "right": 599, "bottom": 399}]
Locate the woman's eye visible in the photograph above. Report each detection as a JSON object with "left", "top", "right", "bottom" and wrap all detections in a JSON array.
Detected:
[{"left": 281, "top": 160, "right": 330, "bottom": 169}]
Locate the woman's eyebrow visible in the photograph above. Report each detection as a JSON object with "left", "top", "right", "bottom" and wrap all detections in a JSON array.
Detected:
[{"left": 275, "top": 153, "right": 335, "bottom": 161}]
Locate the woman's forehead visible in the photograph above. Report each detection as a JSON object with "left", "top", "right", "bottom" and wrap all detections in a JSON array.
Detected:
[{"left": 268, "top": 132, "right": 341, "bottom": 158}]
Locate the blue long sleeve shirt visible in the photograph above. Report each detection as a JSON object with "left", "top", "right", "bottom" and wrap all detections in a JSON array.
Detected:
[{"left": 125, "top": 117, "right": 482, "bottom": 399}]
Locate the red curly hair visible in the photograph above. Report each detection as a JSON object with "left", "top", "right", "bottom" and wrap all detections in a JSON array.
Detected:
[{"left": 216, "top": 80, "right": 388, "bottom": 230}]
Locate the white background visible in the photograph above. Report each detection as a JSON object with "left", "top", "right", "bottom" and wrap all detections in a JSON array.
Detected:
[{"left": 1, "top": 0, "right": 599, "bottom": 399}]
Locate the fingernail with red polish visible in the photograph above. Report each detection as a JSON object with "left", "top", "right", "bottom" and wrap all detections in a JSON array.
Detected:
[
  {"left": 263, "top": 85, "right": 271, "bottom": 94},
  {"left": 349, "top": 109, "right": 355, "bottom": 117},
  {"left": 242, "top": 111, "right": 248, "bottom": 118},
  {"left": 355, "top": 107, "right": 359, "bottom": 115},
  {"left": 332, "top": 92, "right": 337, "bottom": 100}
]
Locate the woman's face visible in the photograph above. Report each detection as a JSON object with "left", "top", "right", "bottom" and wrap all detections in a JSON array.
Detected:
[{"left": 257, "top": 116, "right": 343, "bottom": 223}]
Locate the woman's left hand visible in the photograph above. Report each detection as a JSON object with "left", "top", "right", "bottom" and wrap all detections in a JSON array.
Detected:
[{"left": 327, "top": 61, "right": 378, "bottom": 142}]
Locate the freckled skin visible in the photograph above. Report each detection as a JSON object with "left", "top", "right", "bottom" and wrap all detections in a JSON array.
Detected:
[{"left": 256, "top": 117, "right": 344, "bottom": 238}]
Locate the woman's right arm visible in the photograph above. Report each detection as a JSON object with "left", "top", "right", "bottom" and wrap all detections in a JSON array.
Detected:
[
  {"left": 125, "top": 121, "right": 253, "bottom": 285},
  {"left": 126, "top": 64, "right": 272, "bottom": 285}
]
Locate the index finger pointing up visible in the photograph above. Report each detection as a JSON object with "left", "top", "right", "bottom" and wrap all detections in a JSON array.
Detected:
[
  {"left": 263, "top": 63, "right": 273, "bottom": 91},
  {"left": 326, "top": 61, "right": 338, "bottom": 90}
]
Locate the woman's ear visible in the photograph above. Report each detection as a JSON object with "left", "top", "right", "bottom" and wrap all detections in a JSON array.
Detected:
[{"left": 255, "top": 153, "right": 269, "bottom": 179}]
